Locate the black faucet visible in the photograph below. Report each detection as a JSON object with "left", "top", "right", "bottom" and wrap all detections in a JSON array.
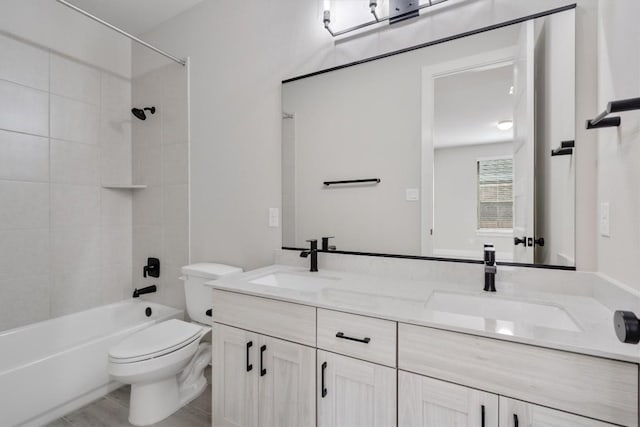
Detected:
[
  {"left": 143, "top": 257, "right": 160, "bottom": 278},
  {"left": 321, "top": 236, "right": 336, "bottom": 251},
  {"left": 300, "top": 239, "right": 318, "bottom": 272},
  {"left": 133, "top": 285, "right": 157, "bottom": 298},
  {"left": 484, "top": 245, "right": 496, "bottom": 292}
]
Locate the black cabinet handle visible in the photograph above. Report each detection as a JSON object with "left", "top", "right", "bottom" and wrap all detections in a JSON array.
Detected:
[
  {"left": 335, "top": 332, "right": 371, "bottom": 344},
  {"left": 321, "top": 361, "right": 328, "bottom": 397},
  {"left": 514, "top": 237, "right": 526, "bottom": 246},
  {"left": 246, "top": 341, "right": 253, "bottom": 372},
  {"left": 481, "top": 405, "right": 485, "bottom": 427},
  {"left": 260, "top": 345, "right": 267, "bottom": 376},
  {"left": 513, "top": 414, "right": 519, "bottom": 427}
]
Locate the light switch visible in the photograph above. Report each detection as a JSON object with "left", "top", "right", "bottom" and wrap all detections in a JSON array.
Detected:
[
  {"left": 406, "top": 188, "right": 419, "bottom": 201},
  {"left": 600, "top": 202, "right": 610, "bottom": 237},
  {"left": 268, "top": 208, "right": 279, "bottom": 228}
]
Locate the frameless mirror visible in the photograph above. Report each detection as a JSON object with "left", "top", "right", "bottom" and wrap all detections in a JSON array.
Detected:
[{"left": 282, "top": 9, "right": 576, "bottom": 267}]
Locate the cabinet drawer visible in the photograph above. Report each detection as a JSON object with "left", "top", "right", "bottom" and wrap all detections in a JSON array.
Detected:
[
  {"left": 213, "top": 290, "right": 316, "bottom": 346},
  {"left": 399, "top": 323, "right": 638, "bottom": 427},
  {"left": 317, "top": 309, "right": 396, "bottom": 367}
]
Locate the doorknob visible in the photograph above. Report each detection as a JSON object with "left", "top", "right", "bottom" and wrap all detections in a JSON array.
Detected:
[
  {"left": 533, "top": 237, "right": 545, "bottom": 247},
  {"left": 514, "top": 237, "right": 526, "bottom": 246}
]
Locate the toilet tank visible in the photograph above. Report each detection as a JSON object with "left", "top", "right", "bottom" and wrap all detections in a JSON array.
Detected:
[{"left": 181, "top": 263, "right": 242, "bottom": 325}]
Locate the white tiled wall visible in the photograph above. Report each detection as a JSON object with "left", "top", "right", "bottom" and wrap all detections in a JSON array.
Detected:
[
  {"left": 0, "top": 33, "right": 133, "bottom": 331},
  {"left": 132, "top": 61, "right": 189, "bottom": 312}
]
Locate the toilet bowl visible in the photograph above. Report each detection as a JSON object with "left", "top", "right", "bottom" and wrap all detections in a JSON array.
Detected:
[{"left": 107, "top": 263, "right": 242, "bottom": 426}]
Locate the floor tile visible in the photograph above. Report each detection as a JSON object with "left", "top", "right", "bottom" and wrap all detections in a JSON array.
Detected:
[{"left": 63, "top": 397, "right": 131, "bottom": 427}]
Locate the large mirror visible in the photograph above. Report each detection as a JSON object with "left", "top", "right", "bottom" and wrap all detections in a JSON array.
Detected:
[{"left": 282, "top": 9, "right": 576, "bottom": 267}]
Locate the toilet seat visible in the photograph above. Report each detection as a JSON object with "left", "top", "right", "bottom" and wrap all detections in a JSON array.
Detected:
[{"left": 109, "top": 319, "right": 204, "bottom": 364}]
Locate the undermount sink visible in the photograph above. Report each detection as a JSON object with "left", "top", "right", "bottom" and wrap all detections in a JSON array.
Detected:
[
  {"left": 425, "top": 292, "right": 581, "bottom": 332},
  {"left": 249, "top": 272, "right": 338, "bottom": 292}
]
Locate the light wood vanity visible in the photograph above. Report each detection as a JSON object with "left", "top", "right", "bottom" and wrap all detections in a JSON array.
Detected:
[{"left": 210, "top": 268, "right": 639, "bottom": 427}]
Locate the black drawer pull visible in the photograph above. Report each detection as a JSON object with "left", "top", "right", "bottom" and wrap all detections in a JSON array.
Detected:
[
  {"left": 513, "top": 414, "right": 519, "bottom": 427},
  {"left": 321, "top": 361, "right": 328, "bottom": 398},
  {"left": 335, "top": 332, "right": 371, "bottom": 344},
  {"left": 481, "top": 405, "right": 485, "bottom": 427},
  {"left": 260, "top": 345, "right": 267, "bottom": 376},
  {"left": 246, "top": 341, "right": 253, "bottom": 372}
]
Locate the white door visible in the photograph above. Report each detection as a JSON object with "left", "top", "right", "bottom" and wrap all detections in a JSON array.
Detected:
[
  {"left": 398, "top": 371, "right": 498, "bottom": 427},
  {"left": 213, "top": 323, "right": 259, "bottom": 427},
  {"left": 258, "top": 335, "right": 315, "bottom": 427},
  {"left": 512, "top": 20, "right": 535, "bottom": 263},
  {"left": 499, "top": 397, "right": 617, "bottom": 427},
  {"left": 317, "top": 350, "right": 396, "bottom": 427}
]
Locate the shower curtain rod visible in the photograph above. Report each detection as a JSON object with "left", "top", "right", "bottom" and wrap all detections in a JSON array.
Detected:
[{"left": 55, "top": 0, "right": 186, "bottom": 66}]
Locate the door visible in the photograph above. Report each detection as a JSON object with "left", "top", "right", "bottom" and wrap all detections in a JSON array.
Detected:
[
  {"left": 213, "top": 323, "right": 259, "bottom": 427},
  {"left": 499, "top": 397, "right": 617, "bottom": 427},
  {"left": 317, "top": 350, "right": 396, "bottom": 427},
  {"left": 258, "top": 335, "right": 315, "bottom": 427},
  {"left": 512, "top": 20, "right": 535, "bottom": 263},
  {"left": 398, "top": 371, "right": 498, "bottom": 426}
]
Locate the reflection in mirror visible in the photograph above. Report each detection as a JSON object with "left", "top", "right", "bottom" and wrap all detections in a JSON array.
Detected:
[{"left": 282, "top": 9, "right": 575, "bottom": 267}]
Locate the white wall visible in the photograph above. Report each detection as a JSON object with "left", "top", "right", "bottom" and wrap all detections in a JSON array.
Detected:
[
  {"left": 433, "top": 142, "right": 514, "bottom": 260},
  {"left": 596, "top": 0, "right": 640, "bottom": 291},
  {"left": 534, "top": 11, "right": 576, "bottom": 266},
  {"left": 131, "top": 55, "right": 190, "bottom": 311},
  {"left": 0, "top": 32, "right": 133, "bottom": 331},
  {"left": 139, "top": 0, "right": 597, "bottom": 272},
  {"left": 0, "top": 0, "right": 131, "bottom": 78}
]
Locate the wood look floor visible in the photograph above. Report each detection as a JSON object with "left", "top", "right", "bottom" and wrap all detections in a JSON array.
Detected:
[{"left": 46, "top": 367, "right": 211, "bottom": 427}]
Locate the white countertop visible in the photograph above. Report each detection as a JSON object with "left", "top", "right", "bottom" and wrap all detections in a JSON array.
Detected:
[{"left": 207, "top": 264, "right": 640, "bottom": 364}]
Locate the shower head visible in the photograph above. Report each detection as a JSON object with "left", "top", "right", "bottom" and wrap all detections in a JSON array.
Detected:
[{"left": 131, "top": 106, "right": 156, "bottom": 120}]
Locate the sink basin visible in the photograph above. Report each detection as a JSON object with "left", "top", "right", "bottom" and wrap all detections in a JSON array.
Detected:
[
  {"left": 425, "top": 292, "right": 581, "bottom": 332},
  {"left": 249, "top": 272, "right": 338, "bottom": 292}
]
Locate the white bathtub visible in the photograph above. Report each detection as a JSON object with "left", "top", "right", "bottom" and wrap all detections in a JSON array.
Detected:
[{"left": 0, "top": 299, "right": 182, "bottom": 426}]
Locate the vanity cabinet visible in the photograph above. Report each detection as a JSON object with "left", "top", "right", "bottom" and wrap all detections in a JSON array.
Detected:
[
  {"left": 498, "top": 397, "right": 617, "bottom": 427},
  {"left": 212, "top": 323, "right": 315, "bottom": 427},
  {"left": 317, "top": 350, "right": 396, "bottom": 427},
  {"left": 213, "top": 288, "right": 638, "bottom": 427},
  {"left": 398, "top": 371, "right": 498, "bottom": 426}
]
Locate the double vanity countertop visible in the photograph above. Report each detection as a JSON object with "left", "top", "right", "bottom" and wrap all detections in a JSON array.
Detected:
[{"left": 206, "top": 264, "right": 640, "bottom": 364}]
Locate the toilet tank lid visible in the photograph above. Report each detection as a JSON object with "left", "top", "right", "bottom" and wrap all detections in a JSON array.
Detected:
[{"left": 181, "top": 263, "right": 242, "bottom": 279}]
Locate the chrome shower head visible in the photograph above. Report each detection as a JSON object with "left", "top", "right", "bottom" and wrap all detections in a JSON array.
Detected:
[{"left": 131, "top": 106, "right": 156, "bottom": 120}]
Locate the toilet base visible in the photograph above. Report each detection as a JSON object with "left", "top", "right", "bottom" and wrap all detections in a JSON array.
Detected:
[
  {"left": 127, "top": 342, "right": 212, "bottom": 426},
  {"left": 129, "top": 377, "right": 180, "bottom": 426}
]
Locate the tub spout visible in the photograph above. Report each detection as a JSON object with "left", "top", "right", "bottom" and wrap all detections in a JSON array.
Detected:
[{"left": 133, "top": 285, "right": 157, "bottom": 298}]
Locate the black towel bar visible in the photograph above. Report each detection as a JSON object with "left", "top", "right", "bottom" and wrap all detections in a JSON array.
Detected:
[
  {"left": 551, "top": 140, "right": 574, "bottom": 156},
  {"left": 586, "top": 97, "right": 640, "bottom": 129},
  {"left": 323, "top": 178, "right": 381, "bottom": 186}
]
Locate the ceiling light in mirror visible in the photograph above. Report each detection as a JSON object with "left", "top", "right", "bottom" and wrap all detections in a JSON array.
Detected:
[{"left": 497, "top": 120, "right": 513, "bottom": 131}]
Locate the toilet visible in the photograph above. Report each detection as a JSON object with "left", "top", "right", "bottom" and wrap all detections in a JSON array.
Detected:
[{"left": 108, "top": 263, "right": 242, "bottom": 426}]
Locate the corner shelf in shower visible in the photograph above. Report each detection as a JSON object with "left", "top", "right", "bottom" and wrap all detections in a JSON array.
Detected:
[{"left": 102, "top": 184, "right": 148, "bottom": 190}]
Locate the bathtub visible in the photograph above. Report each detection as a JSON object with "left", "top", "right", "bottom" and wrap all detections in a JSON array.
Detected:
[{"left": 0, "top": 299, "right": 182, "bottom": 426}]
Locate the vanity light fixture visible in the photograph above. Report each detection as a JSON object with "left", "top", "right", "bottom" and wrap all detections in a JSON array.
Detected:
[
  {"left": 322, "top": 0, "right": 448, "bottom": 38},
  {"left": 497, "top": 120, "right": 513, "bottom": 131}
]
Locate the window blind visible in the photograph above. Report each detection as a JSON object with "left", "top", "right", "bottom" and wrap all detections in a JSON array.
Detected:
[{"left": 477, "top": 158, "right": 513, "bottom": 229}]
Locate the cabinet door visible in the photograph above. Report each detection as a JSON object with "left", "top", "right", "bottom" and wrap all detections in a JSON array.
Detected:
[
  {"left": 213, "top": 323, "right": 259, "bottom": 427},
  {"left": 499, "top": 397, "right": 617, "bottom": 427},
  {"left": 399, "top": 371, "right": 498, "bottom": 426},
  {"left": 317, "top": 350, "right": 396, "bottom": 427},
  {"left": 258, "top": 335, "right": 315, "bottom": 427}
]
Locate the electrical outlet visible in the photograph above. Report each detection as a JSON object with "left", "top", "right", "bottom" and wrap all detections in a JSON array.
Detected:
[
  {"left": 269, "top": 208, "right": 279, "bottom": 228},
  {"left": 600, "top": 202, "right": 610, "bottom": 237}
]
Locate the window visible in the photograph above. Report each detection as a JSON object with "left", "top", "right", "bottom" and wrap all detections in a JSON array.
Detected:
[{"left": 477, "top": 158, "right": 513, "bottom": 230}]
